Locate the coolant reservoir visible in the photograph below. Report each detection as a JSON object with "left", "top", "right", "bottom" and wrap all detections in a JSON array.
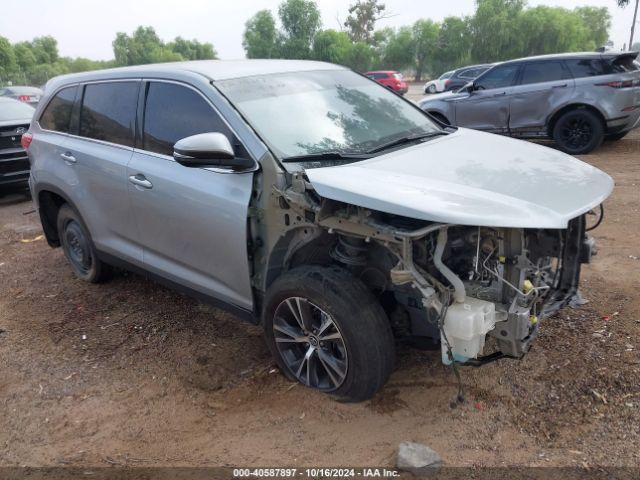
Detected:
[{"left": 441, "top": 297, "right": 496, "bottom": 365}]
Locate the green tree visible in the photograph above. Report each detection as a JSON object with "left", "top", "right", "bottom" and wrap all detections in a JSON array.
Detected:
[
  {"left": 413, "top": 19, "right": 439, "bottom": 81},
  {"left": 31, "top": 36, "right": 59, "bottom": 64},
  {"left": 432, "top": 16, "right": 472, "bottom": 74},
  {"left": 470, "top": 0, "right": 526, "bottom": 63},
  {"left": 278, "top": 0, "right": 321, "bottom": 59},
  {"left": 0, "top": 36, "right": 17, "bottom": 80},
  {"left": 575, "top": 7, "right": 611, "bottom": 48},
  {"left": 382, "top": 27, "right": 414, "bottom": 71},
  {"left": 510, "top": 6, "right": 596, "bottom": 56},
  {"left": 13, "top": 42, "right": 37, "bottom": 73},
  {"left": 168, "top": 37, "right": 217, "bottom": 60},
  {"left": 243, "top": 10, "right": 278, "bottom": 58},
  {"left": 344, "top": 0, "right": 387, "bottom": 44},
  {"left": 343, "top": 41, "right": 376, "bottom": 71},
  {"left": 312, "top": 29, "right": 351, "bottom": 64},
  {"left": 113, "top": 26, "right": 168, "bottom": 66}
]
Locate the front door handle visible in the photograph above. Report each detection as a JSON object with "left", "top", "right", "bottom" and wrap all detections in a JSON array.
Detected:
[
  {"left": 129, "top": 174, "right": 153, "bottom": 189},
  {"left": 492, "top": 91, "right": 507, "bottom": 97},
  {"left": 60, "top": 152, "right": 76, "bottom": 164},
  {"left": 552, "top": 83, "right": 568, "bottom": 89}
]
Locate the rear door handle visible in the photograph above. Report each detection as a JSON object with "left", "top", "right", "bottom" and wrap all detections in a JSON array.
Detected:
[
  {"left": 129, "top": 174, "right": 153, "bottom": 189},
  {"left": 552, "top": 84, "right": 568, "bottom": 89},
  {"left": 60, "top": 152, "right": 76, "bottom": 164}
]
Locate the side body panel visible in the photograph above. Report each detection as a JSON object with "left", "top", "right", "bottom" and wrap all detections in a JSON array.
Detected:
[
  {"left": 127, "top": 151, "right": 255, "bottom": 310},
  {"left": 510, "top": 78, "right": 576, "bottom": 137}
]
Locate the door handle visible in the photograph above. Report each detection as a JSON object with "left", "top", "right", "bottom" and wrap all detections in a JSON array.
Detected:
[
  {"left": 129, "top": 174, "right": 153, "bottom": 189},
  {"left": 492, "top": 91, "right": 507, "bottom": 97},
  {"left": 60, "top": 152, "right": 76, "bottom": 164},
  {"left": 552, "top": 84, "right": 568, "bottom": 89}
]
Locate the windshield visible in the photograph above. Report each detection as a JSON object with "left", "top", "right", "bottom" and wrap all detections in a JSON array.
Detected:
[{"left": 216, "top": 70, "right": 439, "bottom": 159}]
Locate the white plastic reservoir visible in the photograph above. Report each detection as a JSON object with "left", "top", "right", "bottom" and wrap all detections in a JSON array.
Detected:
[{"left": 441, "top": 297, "right": 497, "bottom": 365}]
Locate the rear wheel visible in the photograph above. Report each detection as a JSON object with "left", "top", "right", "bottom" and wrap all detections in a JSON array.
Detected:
[
  {"left": 57, "top": 204, "right": 110, "bottom": 283},
  {"left": 606, "top": 131, "right": 628, "bottom": 142},
  {"left": 263, "top": 266, "right": 395, "bottom": 402},
  {"left": 552, "top": 109, "right": 604, "bottom": 155}
]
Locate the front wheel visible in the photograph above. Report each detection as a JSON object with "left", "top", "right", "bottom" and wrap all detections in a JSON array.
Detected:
[
  {"left": 552, "top": 109, "right": 604, "bottom": 155},
  {"left": 427, "top": 84, "right": 437, "bottom": 94},
  {"left": 263, "top": 266, "right": 395, "bottom": 402}
]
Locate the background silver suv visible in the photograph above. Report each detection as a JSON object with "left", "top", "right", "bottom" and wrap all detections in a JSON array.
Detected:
[{"left": 419, "top": 51, "right": 640, "bottom": 154}]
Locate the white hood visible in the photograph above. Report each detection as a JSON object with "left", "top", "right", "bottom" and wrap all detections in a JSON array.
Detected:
[{"left": 305, "top": 128, "right": 614, "bottom": 229}]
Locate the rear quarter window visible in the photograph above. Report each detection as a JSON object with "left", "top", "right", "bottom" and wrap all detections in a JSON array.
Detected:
[
  {"left": 79, "top": 82, "right": 139, "bottom": 147},
  {"left": 39, "top": 86, "right": 77, "bottom": 133},
  {"left": 565, "top": 58, "right": 614, "bottom": 78}
]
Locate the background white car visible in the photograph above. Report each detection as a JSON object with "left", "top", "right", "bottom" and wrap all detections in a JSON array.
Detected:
[{"left": 423, "top": 70, "right": 453, "bottom": 93}]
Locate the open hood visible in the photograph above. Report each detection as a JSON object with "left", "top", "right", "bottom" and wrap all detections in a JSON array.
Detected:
[{"left": 305, "top": 128, "right": 614, "bottom": 229}]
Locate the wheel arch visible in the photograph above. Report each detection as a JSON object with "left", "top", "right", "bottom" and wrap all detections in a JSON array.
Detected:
[
  {"left": 34, "top": 183, "right": 82, "bottom": 247},
  {"left": 547, "top": 103, "right": 606, "bottom": 138},
  {"left": 263, "top": 226, "right": 335, "bottom": 292}
]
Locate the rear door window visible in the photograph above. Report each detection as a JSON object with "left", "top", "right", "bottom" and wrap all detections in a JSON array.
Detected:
[
  {"left": 79, "top": 82, "right": 139, "bottom": 147},
  {"left": 520, "top": 61, "right": 568, "bottom": 85},
  {"left": 39, "top": 86, "right": 77, "bottom": 133},
  {"left": 142, "top": 82, "right": 232, "bottom": 157}
]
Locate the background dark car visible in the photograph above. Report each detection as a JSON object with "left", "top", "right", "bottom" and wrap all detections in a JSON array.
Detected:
[
  {"left": 0, "top": 86, "right": 43, "bottom": 106},
  {"left": 0, "top": 97, "right": 35, "bottom": 190},
  {"left": 364, "top": 70, "right": 409, "bottom": 95},
  {"left": 444, "top": 64, "right": 494, "bottom": 92}
]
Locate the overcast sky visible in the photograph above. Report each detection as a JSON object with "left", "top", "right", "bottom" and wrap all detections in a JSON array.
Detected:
[{"left": 0, "top": 0, "right": 635, "bottom": 60}]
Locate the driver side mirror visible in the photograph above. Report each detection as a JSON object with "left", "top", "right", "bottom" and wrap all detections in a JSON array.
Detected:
[
  {"left": 173, "top": 132, "right": 254, "bottom": 170},
  {"left": 464, "top": 81, "right": 476, "bottom": 93}
]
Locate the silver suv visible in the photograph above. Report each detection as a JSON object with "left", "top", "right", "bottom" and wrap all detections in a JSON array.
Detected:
[
  {"left": 26, "top": 60, "right": 613, "bottom": 401},
  {"left": 419, "top": 51, "right": 640, "bottom": 154}
]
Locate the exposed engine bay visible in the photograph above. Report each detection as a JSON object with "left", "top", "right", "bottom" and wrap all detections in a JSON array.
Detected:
[{"left": 266, "top": 172, "right": 597, "bottom": 366}]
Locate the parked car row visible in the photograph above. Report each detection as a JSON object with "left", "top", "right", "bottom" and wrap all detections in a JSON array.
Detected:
[
  {"left": 419, "top": 51, "right": 640, "bottom": 154},
  {"left": 423, "top": 64, "right": 493, "bottom": 93}
]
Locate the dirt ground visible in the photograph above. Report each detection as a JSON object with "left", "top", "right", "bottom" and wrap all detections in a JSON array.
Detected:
[{"left": 0, "top": 125, "right": 639, "bottom": 470}]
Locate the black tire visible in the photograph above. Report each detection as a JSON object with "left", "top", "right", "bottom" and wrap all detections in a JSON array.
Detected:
[
  {"left": 606, "top": 131, "right": 628, "bottom": 142},
  {"left": 427, "top": 84, "right": 437, "bottom": 94},
  {"left": 263, "top": 266, "right": 395, "bottom": 402},
  {"left": 552, "top": 109, "right": 604, "bottom": 155},
  {"left": 56, "top": 204, "right": 110, "bottom": 283}
]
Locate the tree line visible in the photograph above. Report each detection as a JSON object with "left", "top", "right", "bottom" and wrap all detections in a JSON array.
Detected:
[
  {"left": 243, "top": 0, "right": 615, "bottom": 80},
  {"left": 0, "top": 27, "right": 216, "bottom": 86},
  {"left": 0, "top": 0, "right": 631, "bottom": 87}
]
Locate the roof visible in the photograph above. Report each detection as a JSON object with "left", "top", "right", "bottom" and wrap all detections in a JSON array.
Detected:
[
  {"left": 48, "top": 59, "right": 346, "bottom": 87},
  {"left": 502, "top": 51, "right": 636, "bottom": 64}
]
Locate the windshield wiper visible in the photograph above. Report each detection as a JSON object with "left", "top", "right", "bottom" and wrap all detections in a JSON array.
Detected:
[
  {"left": 366, "top": 131, "right": 448, "bottom": 154},
  {"left": 281, "top": 151, "right": 372, "bottom": 163}
]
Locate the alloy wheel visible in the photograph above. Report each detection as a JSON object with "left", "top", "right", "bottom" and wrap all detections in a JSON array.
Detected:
[
  {"left": 560, "top": 117, "right": 593, "bottom": 150},
  {"left": 273, "top": 297, "right": 348, "bottom": 391}
]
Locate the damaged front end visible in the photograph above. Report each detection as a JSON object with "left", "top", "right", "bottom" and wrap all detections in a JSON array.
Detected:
[{"left": 274, "top": 172, "right": 599, "bottom": 367}]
